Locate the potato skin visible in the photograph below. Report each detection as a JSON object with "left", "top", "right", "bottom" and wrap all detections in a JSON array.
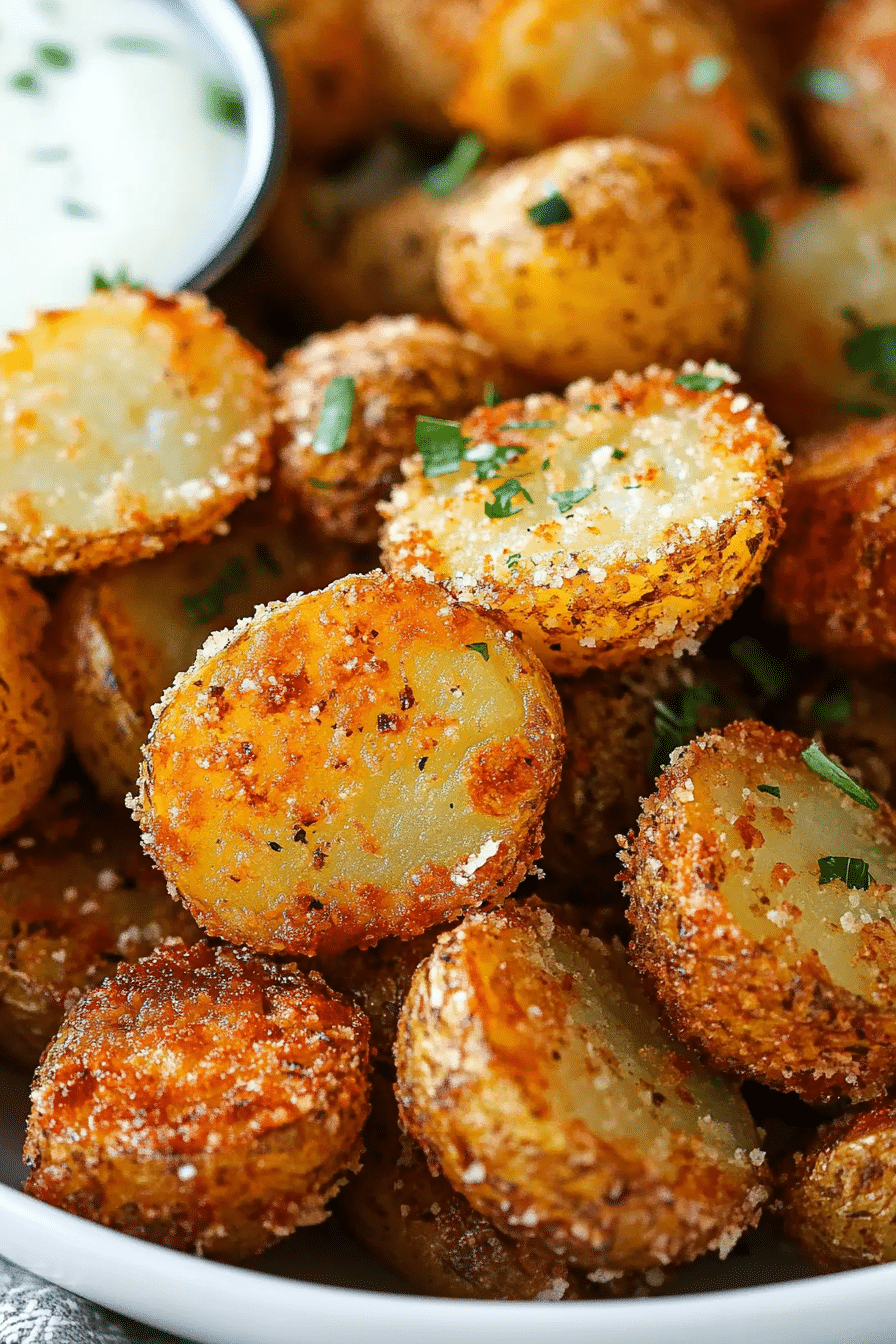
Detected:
[
  {"left": 364, "top": 0, "right": 484, "bottom": 133},
  {"left": 435, "top": 138, "right": 751, "bottom": 385},
  {"left": 765, "top": 417, "right": 896, "bottom": 671},
  {"left": 24, "top": 940, "right": 370, "bottom": 1260},
  {"left": 0, "top": 569, "right": 64, "bottom": 837},
  {"left": 134, "top": 571, "right": 564, "bottom": 956}
]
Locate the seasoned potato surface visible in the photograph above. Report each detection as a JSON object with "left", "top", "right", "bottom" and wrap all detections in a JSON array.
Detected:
[
  {"left": 624, "top": 722, "right": 896, "bottom": 1104},
  {"left": 135, "top": 572, "right": 564, "bottom": 955},
  {"left": 24, "top": 940, "right": 370, "bottom": 1259},
  {"left": 364, "top": 0, "right": 483, "bottom": 132},
  {"left": 0, "top": 290, "right": 272, "bottom": 573},
  {"left": 396, "top": 899, "right": 769, "bottom": 1272},
  {"left": 383, "top": 366, "right": 788, "bottom": 675}
]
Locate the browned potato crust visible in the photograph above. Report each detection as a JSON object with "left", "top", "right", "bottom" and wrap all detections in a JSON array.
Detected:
[
  {"left": 435, "top": 139, "right": 752, "bottom": 385},
  {"left": 134, "top": 571, "right": 564, "bottom": 956},
  {"left": 363, "top": 0, "right": 484, "bottom": 133},
  {"left": 396, "top": 899, "right": 769, "bottom": 1273},
  {"left": 623, "top": 721, "right": 896, "bottom": 1105},
  {"left": 274, "top": 317, "right": 519, "bottom": 543},
  {"left": 24, "top": 940, "right": 370, "bottom": 1260},
  {"left": 0, "top": 290, "right": 273, "bottom": 574},
  {"left": 0, "top": 778, "right": 200, "bottom": 1071},
  {"left": 0, "top": 569, "right": 64, "bottom": 837},
  {"left": 766, "top": 418, "right": 896, "bottom": 671},
  {"left": 383, "top": 366, "right": 788, "bottom": 675}
]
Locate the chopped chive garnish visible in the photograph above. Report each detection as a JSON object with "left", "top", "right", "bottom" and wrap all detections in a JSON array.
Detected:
[
  {"left": 527, "top": 191, "right": 573, "bottom": 225},
  {"left": 32, "top": 145, "right": 69, "bottom": 161},
  {"left": 757, "top": 784, "right": 781, "bottom": 798},
  {"left": 844, "top": 324, "right": 896, "bottom": 375},
  {"left": 254, "top": 542, "right": 281, "bottom": 575},
  {"left": 498, "top": 419, "right": 556, "bottom": 430},
  {"left": 506, "top": 553, "right": 521, "bottom": 567},
  {"left": 612, "top": 448, "right": 626, "bottom": 460},
  {"left": 587, "top": 403, "right": 602, "bottom": 411},
  {"left": 308, "top": 477, "right": 335, "bottom": 489},
  {"left": 106, "top": 34, "right": 170, "bottom": 55},
  {"left": 730, "top": 636, "right": 789, "bottom": 700},
  {"left": 207, "top": 81, "right": 246, "bottom": 132},
  {"left": 818, "top": 855, "right": 870, "bottom": 890},
  {"left": 36, "top": 43, "right": 73, "bottom": 68},
  {"left": 91, "top": 267, "right": 143, "bottom": 290},
  {"left": 623, "top": 483, "right": 641, "bottom": 489},
  {"left": 800, "top": 67, "right": 853, "bottom": 103},
  {"left": 839, "top": 400, "right": 888, "bottom": 418},
  {"left": 651, "top": 682, "right": 723, "bottom": 773},
  {"left": 485, "top": 479, "right": 532, "bottom": 519},
  {"left": 801, "top": 741, "right": 878, "bottom": 810},
  {"left": 62, "top": 200, "right": 95, "bottom": 218},
  {"left": 313, "top": 376, "right": 355, "bottom": 455},
  {"left": 811, "top": 679, "right": 852, "bottom": 725},
  {"left": 541, "top": 458, "right": 550, "bottom": 470},
  {"left": 425, "top": 132, "right": 486, "bottom": 197},
  {"left": 183, "top": 556, "right": 247, "bottom": 624},
  {"left": 416, "top": 416, "right": 467, "bottom": 477},
  {"left": 747, "top": 121, "right": 774, "bottom": 153},
  {"left": 675, "top": 371, "right": 726, "bottom": 392},
  {"left": 738, "top": 211, "right": 771, "bottom": 266},
  {"left": 551, "top": 486, "right": 594, "bottom": 514},
  {"left": 483, "top": 380, "right": 499, "bottom": 407},
  {"left": 11, "top": 71, "right": 41, "bottom": 93},
  {"left": 466, "top": 642, "right": 489, "bottom": 661},
  {"left": 687, "top": 54, "right": 730, "bottom": 93}
]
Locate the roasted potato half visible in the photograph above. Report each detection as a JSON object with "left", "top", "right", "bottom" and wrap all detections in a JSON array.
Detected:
[
  {"left": 0, "top": 777, "right": 200, "bottom": 1071},
  {"left": 49, "top": 503, "right": 355, "bottom": 804},
  {"left": 765, "top": 417, "right": 896, "bottom": 672},
  {"left": 275, "top": 316, "right": 518, "bottom": 543},
  {"left": 396, "top": 899, "right": 769, "bottom": 1273},
  {"left": 435, "top": 138, "right": 752, "bottom": 385},
  {"left": 383, "top": 365, "right": 788, "bottom": 676},
  {"left": 24, "top": 940, "right": 370, "bottom": 1260},
  {"left": 0, "top": 569, "right": 64, "bottom": 837},
  {"left": 0, "top": 289, "right": 272, "bottom": 574},
  {"left": 623, "top": 721, "right": 896, "bottom": 1105},
  {"left": 363, "top": 0, "right": 483, "bottom": 133},
  {"left": 134, "top": 571, "right": 564, "bottom": 956}
]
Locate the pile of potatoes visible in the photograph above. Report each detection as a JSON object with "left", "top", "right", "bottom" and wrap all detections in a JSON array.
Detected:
[{"left": 2, "top": 0, "right": 896, "bottom": 1304}]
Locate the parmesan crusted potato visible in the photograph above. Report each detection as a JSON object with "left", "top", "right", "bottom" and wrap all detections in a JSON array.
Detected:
[
  {"left": 0, "top": 289, "right": 273, "bottom": 574},
  {"left": 24, "top": 940, "right": 370, "bottom": 1260},
  {"left": 435, "top": 139, "right": 752, "bottom": 385},
  {"left": 0, "top": 568, "right": 64, "bottom": 837},
  {"left": 623, "top": 721, "right": 896, "bottom": 1105},
  {"left": 49, "top": 503, "right": 355, "bottom": 804},
  {"left": 396, "top": 898, "right": 769, "bottom": 1272},
  {"left": 765, "top": 417, "right": 896, "bottom": 671},
  {"left": 382, "top": 365, "right": 788, "bottom": 676},
  {"left": 274, "top": 317, "right": 519, "bottom": 543},
  {"left": 450, "top": 0, "right": 794, "bottom": 205},
  {"left": 0, "top": 777, "right": 200, "bottom": 1071},
  {"left": 134, "top": 571, "right": 564, "bottom": 956},
  {"left": 363, "top": 0, "right": 484, "bottom": 133}
]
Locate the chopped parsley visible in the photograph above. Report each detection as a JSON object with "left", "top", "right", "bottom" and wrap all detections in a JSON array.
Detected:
[
  {"left": 730, "top": 636, "right": 789, "bottom": 701},
  {"left": 466, "top": 642, "right": 489, "bottom": 661},
  {"left": 425, "top": 133, "right": 486, "bottom": 197},
  {"left": 36, "top": 43, "right": 73, "bottom": 68},
  {"left": 506, "top": 552, "right": 521, "bottom": 567},
  {"left": 183, "top": 556, "right": 247, "bottom": 624},
  {"left": 206, "top": 81, "right": 246, "bottom": 132},
  {"left": 587, "top": 403, "right": 602, "bottom": 411},
  {"left": 308, "top": 477, "right": 335, "bottom": 489},
  {"left": 313, "top": 376, "right": 355, "bottom": 455},
  {"left": 818, "top": 855, "right": 870, "bottom": 890},
  {"left": 106, "top": 34, "right": 171, "bottom": 55},
  {"left": 800, "top": 67, "right": 853, "bottom": 103},
  {"left": 623, "top": 483, "right": 641, "bottom": 490},
  {"left": 675, "top": 371, "right": 726, "bottom": 392},
  {"left": 416, "top": 416, "right": 467, "bottom": 477},
  {"left": 757, "top": 784, "right": 781, "bottom": 798},
  {"left": 464, "top": 440, "right": 527, "bottom": 481},
  {"left": 10, "top": 71, "right": 41, "bottom": 94},
  {"left": 485, "top": 479, "right": 532, "bottom": 519},
  {"left": 527, "top": 191, "right": 573, "bottom": 226},
  {"left": 254, "top": 542, "right": 281, "bottom": 575},
  {"left": 541, "top": 458, "right": 550, "bottom": 470},
  {"left": 747, "top": 121, "right": 774, "bottom": 153},
  {"left": 738, "top": 211, "right": 771, "bottom": 266},
  {"left": 91, "top": 267, "right": 143, "bottom": 290},
  {"left": 687, "top": 55, "right": 730, "bottom": 94},
  {"left": 651, "top": 682, "right": 723, "bottom": 773},
  {"left": 551, "top": 487, "right": 594, "bottom": 514},
  {"left": 843, "top": 323, "right": 896, "bottom": 406},
  {"left": 811, "top": 679, "right": 852, "bottom": 725},
  {"left": 612, "top": 447, "right": 626, "bottom": 460},
  {"left": 483, "top": 380, "right": 500, "bottom": 407},
  {"left": 801, "top": 741, "right": 878, "bottom": 810},
  {"left": 499, "top": 419, "right": 557, "bottom": 430}
]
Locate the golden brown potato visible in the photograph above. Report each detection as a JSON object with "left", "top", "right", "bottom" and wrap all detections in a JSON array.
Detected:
[
  {"left": 623, "top": 721, "right": 896, "bottom": 1105},
  {"left": 0, "top": 289, "right": 273, "bottom": 574},
  {"left": 765, "top": 417, "right": 896, "bottom": 671},
  {"left": 49, "top": 502, "right": 355, "bottom": 804},
  {"left": 789, "top": 673, "right": 896, "bottom": 808},
  {"left": 0, "top": 569, "right": 64, "bottom": 837},
  {"left": 779, "top": 1095, "right": 896, "bottom": 1270},
  {"left": 396, "top": 899, "right": 769, "bottom": 1272},
  {"left": 740, "top": 189, "right": 896, "bottom": 437},
  {"left": 435, "top": 138, "right": 752, "bottom": 385},
  {"left": 450, "top": 0, "right": 794, "bottom": 206},
  {"left": 363, "top": 0, "right": 484, "bottom": 133},
  {"left": 24, "top": 940, "right": 370, "bottom": 1260},
  {"left": 0, "top": 777, "right": 200, "bottom": 1071},
  {"left": 133, "top": 571, "right": 564, "bottom": 956},
  {"left": 382, "top": 365, "right": 788, "bottom": 676},
  {"left": 274, "top": 316, "right": 519, "bottom": 543}
]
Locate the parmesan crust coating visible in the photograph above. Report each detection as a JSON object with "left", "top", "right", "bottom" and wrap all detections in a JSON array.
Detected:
[
  {"left": 48, "top": 503, "right": 355, "bottom": 805},
  {"left": 0, "top": 569, "right": 64, "bottom": 837},
  {"left": 0, "top": 289, "right": 273, "bottom": 574},
  {"left": 24, "top": 940, "right": 370, "bottom": 1260},
  {"left": 779, "top": 1096, "right": 896, "bottom": 1271},
  {"left": 0, "top": 778, "right": 200, "bottom": 1071},
  {"left": 382, "top": 365, "right": 788, "bottom": 676},
  {"left": 434, "top": 138, "right": 752, "bottom": 385},
  {"left": 133, "top": 571, "right": 564, "bottom": 956},
  {"left": 765, "top": 417, "right": 896, "bottom": 671},
  {"left": 623, "top": 721, "right": 896, "bottom": 1105},
  {"left": 274, "top": 317, "right": 519, "bottom": 544},
  {"left": 396, "top": 899, "right": 769, "bottom": 1273}
]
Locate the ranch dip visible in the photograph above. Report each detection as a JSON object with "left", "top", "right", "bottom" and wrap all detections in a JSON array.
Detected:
[{"left": 0, "top": 0, "right": 248, "bottom": 336}]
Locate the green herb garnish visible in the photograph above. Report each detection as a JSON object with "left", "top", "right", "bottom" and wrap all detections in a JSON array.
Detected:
[
  {"left": 106, "top": 34, "right": 171, "bottom": 55},
  {"left": 730, "top": 636, "right": 789, "bottom": 700},
  {"left": 498, "top": 419, "right": 556, "bottom": 430},
  {"left": 800, "top": 67, "right": 853, "bottom": 103},
  {"left": 425, "top": 133, "right": 486, "bottom": 197},
  {"left": 839, "top": 400, "right": 888, "bottom": 418},
  {"left": 801, "top": 741, "right": 878, "bottom": 810},
  {"left": 466, "top": 642, "right": 489, "bottom": 661},
  {"left": 612, "top": 448, "right": 626, "bottom": 460},
  {"left": 506, "top": 553, "right": 521, "bottom": 567},
  {"left": 818, "top": 855, "right": 870, "bottom": 890},
  {"left": 811, "top": 679, "right": 852, "bottom": 725},
  {"left": 308, "top": 478, "right": 335, "bottom": 489},
  {"left": 36, "top": 43, "right": 73, "bottom": 68},
  {"left": 738, "top": 211, "right": 770, "bottom": 265},
  {"left": 313, "top": 376, "right": 355, "bottom": 455},
  {"left": 747, "top": 121, "right": 774, "bottom": 153},
  {"left": 10, "top": 71, "right": 40, "bottom": 93},
  {"left": 253, "top": 5, "right": 290, "bottom": 33},
  {"left": 91, "top": 267, "right": 143, "bottom": 290},
  {"left": 184, "top": 556, "right": 247, "bottom": 624},
  {"left": 485, "top": 479, "right": 532, "bottom": 519},
  {"left": 587, "top": 403, "right": 602, "bottom": 411},
  {"left": 416, "top": 417, "right": 467, "bottom": 477},
  {"left": 651, "top": 683, "right": 723, "bottom": 773},
  {"left": 675, "top": 371, "right": 726, "bottom": 392},
  {"left": 687, "top": 55, "right": 730, "bottom": 94},
  {"left": 207, "top": 81, "right": 246, "bottom": 132},
  {"left": 527, "top": 192, "right": 573, "bottom": 226},
  {"left": 62, "top": 200, "right": 95, "bottom": 218},
  {"left": 844, "top": 323, "right": 896, "bottom": 373},
  {"left": 551, "top": 487, "right": 594, "bottom": 514},
  {"left": 757, "top": 784, "right": 781, "bottom": 798},
  {"left": 465, "top": 441, "right": 527, "bottom": 482},
  {"left": 541, "top": 458, "right": 550, "bottom": 470},
  {"left": 254, "top": 542, "right": 281, "bottom": 575},
  {"left": 483, "top": 380, "right": 499, "bottom": 407}
]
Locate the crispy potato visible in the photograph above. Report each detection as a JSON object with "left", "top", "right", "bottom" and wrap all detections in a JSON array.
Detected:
[
  {"left": 0, "top": 290, "right": 273, "bottom": 574},
  {"left": 789, "top": 674, "right": 896, "bottom": 808},
  {"left": 274, "top": 316, "right": 519, "bottom": 543},
  {"left": 740, "top": 189, "right": 896, "bottom": 437},
  {"left": 779, "top": 1096, "right": 896, "bottom": 1270},
  {"left": 765, "top": 418, "right": 896, "bottom": 672},
  {"left": 134, "top": 571, "right": 564, "bottom": 956},
  {"left": 623, "top": 721, "right": 896, "bottom": 1105},
  {"left": 24, "top": 940, "right": 370, "bottom": 1260},
  {"left": 451, "top": 0, "right": 794, "bottom": 206},
  {"left": 363, "top": 0, "right": 484, "bottom": 133},
  {"left": 0, "top": 569, "right": 64, "bottom": 837},
  {"left": 435, "top": 138, "right": 752, "bottom": 385},
  {"left": 0, "top": 777, "right": 200, "bottom": 1071},
  {"left": 382, "top": 365, "right": 788, "bottom": 676},
  {"left": 48, "top": 503, "right": 355, "bottom": 804},
  {"left": 396, "top": 898, "right": 769, "bottom": 1272}
]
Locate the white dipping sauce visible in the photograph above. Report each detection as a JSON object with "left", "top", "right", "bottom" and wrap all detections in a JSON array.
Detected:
[{"left": 0, "top": 0, "right": 248, "bottom": 336}]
